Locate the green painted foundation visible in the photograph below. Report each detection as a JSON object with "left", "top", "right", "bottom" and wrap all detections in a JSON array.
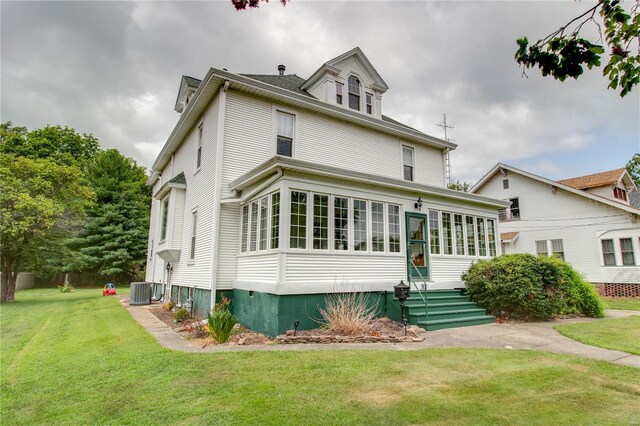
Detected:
[{"left": 232, "top": 289, "right": 387, "bottom": 337}]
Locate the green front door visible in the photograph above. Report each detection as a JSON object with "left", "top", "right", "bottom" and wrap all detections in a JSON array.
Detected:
[{"left": 406, "top": 212, "right": 429, "bottom": 281}]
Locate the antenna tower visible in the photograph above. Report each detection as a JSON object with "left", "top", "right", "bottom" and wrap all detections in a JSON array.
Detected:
[{"left": 437, "top": 113, "right": 455, "bottom": 184}]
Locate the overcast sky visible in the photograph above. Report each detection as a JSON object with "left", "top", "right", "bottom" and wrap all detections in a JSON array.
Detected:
[{"left": 2, "top": 1, "right": 638, "bottom": 183}]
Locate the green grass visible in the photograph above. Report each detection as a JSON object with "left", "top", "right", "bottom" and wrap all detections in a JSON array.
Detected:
[
  {"left": 2, "top": 289, "right": 640, "bottom": 425},
  {"left": 602, "top": 297, "right": 640, "bottom": 311},
  {"left": 555, "top": 316, "right": 640, "bottom": 355}
]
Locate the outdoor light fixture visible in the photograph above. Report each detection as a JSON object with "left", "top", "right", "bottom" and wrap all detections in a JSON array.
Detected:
[
  {"left": 294, "top": 320, "right": 300, "bottom": 336},
  {"left": 394, "top": 280, "right": 410, "bottom": 336},
  {"left": 414, "top": 197, "right": 423, "bottom": 211}
]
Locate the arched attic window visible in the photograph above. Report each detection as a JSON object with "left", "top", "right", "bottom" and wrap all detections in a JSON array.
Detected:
[{"left": 348, "top": 76, "right": 360, "bottom": 111}]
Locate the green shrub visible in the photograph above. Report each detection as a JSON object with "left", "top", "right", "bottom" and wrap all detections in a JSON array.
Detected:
[
  {"left": 173, "top": 307, "right": 190, "bottom": 322},
  {"left": 58, "top": 284, "right": 74, "bottom": 293},
  {"left": 463, "top": 254, "right": 604, "bottom": 321},
  {"left": 207, "top": 297, "right": 237, "bottom": 344}
]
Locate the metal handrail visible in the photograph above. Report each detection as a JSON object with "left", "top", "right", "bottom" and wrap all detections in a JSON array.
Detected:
[{"left": 408, "top": 260, "right": 429, "bottom": 319}]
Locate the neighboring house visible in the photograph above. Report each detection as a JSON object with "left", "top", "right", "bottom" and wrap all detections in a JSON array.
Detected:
[
  {"left": 471, "top": 164, "right": 640, "bottom": 297},
  {"left": 144, "top": 48, "right": 506, "bottom": 335}
]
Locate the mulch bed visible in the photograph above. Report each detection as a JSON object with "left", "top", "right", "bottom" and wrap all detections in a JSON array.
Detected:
[{"left": 148, "top": 306, "right": 426, "bottom": 346}]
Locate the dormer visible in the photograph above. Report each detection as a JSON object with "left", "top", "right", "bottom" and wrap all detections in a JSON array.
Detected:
[
  {"left": 300, "top": 47, "right": 389, "bottom": 119},
  {"left": 174, "top": 75, "right": 201, "bottom": 114},
  {"left": 557, "top": 168, "right": 637, "bottom": 206}
]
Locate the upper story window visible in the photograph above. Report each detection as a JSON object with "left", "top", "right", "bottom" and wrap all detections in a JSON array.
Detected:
[
  {"left": 336, "top": 82, "right": 343, "bottom": 105},
  {"left": 402, "top": 146, "right": 414, "bottom": 181},
  {"left": 503, "top": 179, "right": 509, "bottom": 189},
  {"left": 160, "top": 198, "right": 169, "bottom": 242},
  {"left": 613, "top": 187, "right": 627, "bottom": 201},
  {"left": 348, "top": 76, "right": 360, "bottom": 111},
  {"left": 509, "top": 197, "right": 520, "bottom": 219},
  {"left": 189, "top": 210, "right": 198, "bottom": 261},
  {"left": 195, "top": 123, "right": 203, "bottom": 171},
  {"left": 365, "top": 93, "right": 373, "bottom": 114},
  {"left": 276, "top": 111, "right": 294, "bottom": 157}
]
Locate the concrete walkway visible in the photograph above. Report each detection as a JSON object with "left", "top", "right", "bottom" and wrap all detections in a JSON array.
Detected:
[{"left": 120, "top": 297, "right": 639, "bottom": 368}]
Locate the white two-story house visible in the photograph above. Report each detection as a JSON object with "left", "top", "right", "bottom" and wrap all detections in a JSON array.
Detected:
[
  {"left": 145, "top": 48, "right": 507, "bottom": 335},
  {"left": 471, "top": 164, "right": 640, "bottom": 297}
]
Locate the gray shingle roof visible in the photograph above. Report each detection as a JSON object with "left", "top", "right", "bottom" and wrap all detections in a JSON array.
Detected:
[
  {"left": 168, "top": 172, "right": 186, "bottom": 185},
  {"left": 239, "top": 74, "right": 315, "bottom": 97},
  {"left": 183, "top": 76, "right": 201, "bottom": 88}
]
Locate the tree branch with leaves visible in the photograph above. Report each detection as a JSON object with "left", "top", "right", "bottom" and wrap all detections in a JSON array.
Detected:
[{"left": 515, "top": 0, "right": 639, "bottom": 97}]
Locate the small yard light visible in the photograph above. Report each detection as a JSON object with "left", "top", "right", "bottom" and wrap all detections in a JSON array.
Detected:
[
  {"left": 414, "top": 197, "right": 423, "bottom": 211},
  {"left": 394, "top": 280, "right": 411, "bottom": 335}
]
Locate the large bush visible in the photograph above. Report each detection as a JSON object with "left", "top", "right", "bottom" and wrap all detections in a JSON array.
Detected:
[{"left": 463, "top": 254, "right": 604, "bottom": 321}]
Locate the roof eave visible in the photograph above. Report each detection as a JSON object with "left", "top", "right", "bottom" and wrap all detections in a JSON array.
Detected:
[{"left": 230, "top": 156, "right": 510, "bottom": 209}]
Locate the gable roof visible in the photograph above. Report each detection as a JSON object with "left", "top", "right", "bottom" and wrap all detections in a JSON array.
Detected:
[
  {"left": 470, "top": 163, "right": 640, "bottom": 217},
  {"left": 300, "top": 47, "right": 389, "bottom": 93},
  {"left": 174, "top": 75, "right": 201, "bottom": 112},
  {"left": 557, "top": 168, "right": 635, "bottom": 190}
]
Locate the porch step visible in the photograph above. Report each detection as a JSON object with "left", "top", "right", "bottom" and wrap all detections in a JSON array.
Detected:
[
  {"left": 388, "top": 288, "right": 495, "bottom": 330},
  {"left": 418, "top": 315, "right": 496, "bottom": 331}
]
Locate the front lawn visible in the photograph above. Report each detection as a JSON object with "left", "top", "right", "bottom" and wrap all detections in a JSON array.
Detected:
[
  {"left": 555, "top": 316, "right": 640, "bottom": 355},
  {"left": 602, "top": 297, "right": 640, "bottom": 311},
  {"left": 2, "top": 289, "right": 640, "bottom": 425}
]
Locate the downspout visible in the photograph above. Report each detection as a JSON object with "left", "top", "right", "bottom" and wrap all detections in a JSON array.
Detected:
[{"left": 209, "top": 80, "right": 230, "bottom": 311}]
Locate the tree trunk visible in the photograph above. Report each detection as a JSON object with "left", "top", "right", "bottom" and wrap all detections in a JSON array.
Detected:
[{"left": 1, "top": 259, "right": 17, "bottom": 303}]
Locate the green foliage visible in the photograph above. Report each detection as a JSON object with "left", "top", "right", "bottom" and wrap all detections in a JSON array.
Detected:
[
  {"left": 627, "top": 153, "right": 640, "bottom": 187},
  {"left": 58, "top": 283, "right": 74, "bottom": 293},
  {"left": 173, "top": 307, "right": 190, "bottom": 322},
  {"left": 207, "top": 297, "right": 237, "bottom": 343},
  {"left": 463, "top": 254, "right": 604, "bottom": 321},
  {"left": 515, "top": 0, "right": 639, "bottom": 97},
  {"left": 70, "top": 149, "right": 151, "bottom": 279},
  {"left": 447, "top": 180, "right": 472, "bottom": 192}
]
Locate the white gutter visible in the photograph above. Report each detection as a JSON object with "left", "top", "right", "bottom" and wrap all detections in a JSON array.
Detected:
[
  {"left": 209, "top": 80, "right": 230, "bottom": 311},
  {"left": 239, "top": 168, "right": 284, "bottom": 203}
]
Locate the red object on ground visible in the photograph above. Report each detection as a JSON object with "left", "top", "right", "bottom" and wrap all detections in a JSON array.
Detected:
[{"left": 102, "top": 283, "right": 117, "bottom": 296}]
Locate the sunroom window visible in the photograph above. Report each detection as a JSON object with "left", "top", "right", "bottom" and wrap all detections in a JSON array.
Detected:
[
  {"left": 290, "top": 191, "right": 307, "bottom": 249},
  {"left": 454, "top": 214, "right": 465, "bottom": 256},
  {"left": 371, "top": 202, "right": 384, "bottom": 252},
  {"left": 477, "top": 218, "right": 487, "bottom": 256},
  {"left": 259, "top": 197, "right": 268, "bottom": 251},
  {"left": 313, "top": 194, "right": 329, "bottom": 250},
  {"left": 241, "top": 205, "right": 249, "bottom": 253},
  {"left": 334, "top": 197, "right": 349, "bottom": 250},
  {"left": 250, "top": 201, "right": 258, "bottom": 252},
  {"left": 442, "top": 212, "right": 453, "bottom": 255},
  {"left": 429, "top": 211, "right": 440, "bottom": 254},
  {"left": 466, "top": 216, "right": 476, "bottom": 256},
  {"left": 487, "top": 219, "right": 497, "bottom": 256},
  {"left": 270, "top": 192, "right": 280, "bottom": 249},
  {"left": 388, "top": 204, "right": 401, "bottom": 253},
  {"left": 353, "top": 199, "right": 367, "bottom": 251}
]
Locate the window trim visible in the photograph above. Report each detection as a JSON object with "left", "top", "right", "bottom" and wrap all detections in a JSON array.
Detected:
[
  {"left": 189, "top": 209, "right": 198, "bottom": 262},
  {"left": 273, "top": 107, "right": 297, "bottom": 158},
  {"left": 347, "top": 75, "right": 361, "bottom": 111},
  {"left": 402, "top": 145, "right": 415, "bottom": 182},
  {"left": 195, "top": 121, "right": 203, "bottom": 173},
  {"left": 601, "top": 239, "right": 616, "bottom": 266},
  {"left": 159, "top": 197, "right": 170, "bottom": 243}
]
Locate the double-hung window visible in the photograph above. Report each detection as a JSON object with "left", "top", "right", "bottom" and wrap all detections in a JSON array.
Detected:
[
  {"left": 403, "top": 146, "right": 414, "bottom": 181},
  {"left": 535, "top": 240, "right": 547, "bottom": 256},
  {"left": 388, "top": 204, "right": 401, "bottom": 253},
  {"left": 353, "top": 199, "right": 368, "bottom": 251},
  {"left": 509, "top": 198, "right": 520, "bottom": 219},
  {"left": 270, "top": 192, "right": 280, "bottom": 249},
  {"left": 190, "top": 211, "right": 198, "bottom": 261},
  {"left": 454, "top": 214, "right": 465, "bottom": 256},
  {"left": 371, "top": 202, "right": 384, "bottom": 252},
  {"left": 620, "top": 238, "right": 635, "bottom": 265},
  {"left": 442, "top": 213, "right": 453, "bottom": 255},
  {"left": 259, "top": 197, "right": 268, "bottom": 251},
  {"left": 276, "top": 111, "right": 294, "bottom": 157},
  {"left": 313, "top": 194, "right": 329, "bottom": 250},
  {"left": 466, "top": 216, "right": 476, "bottom": 256},
  {"left": 551, "top": 239, "right": 564, "bottom": 260},
  {"left": 336, "top": 82, "right": 343, "bottom": 105},
  {"left": 195, "top": 123, "right": 203, "bottom": 170},
  {"left": 290, "top": 191, "right": 307, "bottom": 249},
  {"left": 365, "top": 93, "right": 373, "bottom": 114},
  {"left": 348, "top": 76, "right": 360, "bottom": 111},
  {"left": 160, "top": 198, "right": 169, "bottom": 242},
  {"left": 429, "top": 211, "right": 440, "bottom": 254},
  {"left": 601, "top": 239, "right": 616, "bottom": 265}
]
